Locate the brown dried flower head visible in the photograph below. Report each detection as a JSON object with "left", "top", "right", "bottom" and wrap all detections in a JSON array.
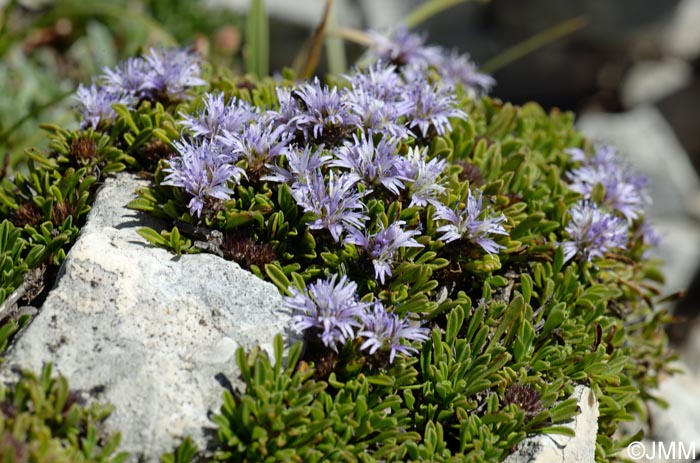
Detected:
[
  {"left": 11, "top": 202, "right": 43, "bottom": 228},
  {"left": 70, "top": 136, "right": 97, "bottom": 164},
  {"left": 504, "top": 383, "right": 542, "bottom": 418}
]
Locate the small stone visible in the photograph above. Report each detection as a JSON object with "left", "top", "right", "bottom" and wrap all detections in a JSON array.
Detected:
[
  {"left": 621, "top": 58, "right": 692, "bottom": 108},
  {"left": 664, "top": 0, "right": 700, "bottom": 59}
]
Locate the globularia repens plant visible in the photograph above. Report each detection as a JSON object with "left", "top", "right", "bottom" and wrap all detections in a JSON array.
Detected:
[{"left": 0, "top": 24, "right": 673, "bottom": 463}]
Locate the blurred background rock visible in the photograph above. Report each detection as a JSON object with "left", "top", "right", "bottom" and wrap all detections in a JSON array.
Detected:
[{"left": 2, "top": 0, "right": 699, "bottom": 362}]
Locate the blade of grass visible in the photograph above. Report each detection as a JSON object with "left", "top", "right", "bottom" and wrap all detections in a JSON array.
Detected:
[
  {"left": 327, "top": 28, "right": 374, "bottom": 47},
  {"left": 403, "top": 0, "right": 489, "bottom": 29},
  {"left": 246, "top": 0, "right": 269, "bottom": 78},
  {"left": 480, "top": 16, "right": 587, "bottom": 74},
  {"left": 293, "top": 0, "right": 334, "bottom": 79},
  {"left": 325, "top": 0, "right": 346, "bottom": 76}
]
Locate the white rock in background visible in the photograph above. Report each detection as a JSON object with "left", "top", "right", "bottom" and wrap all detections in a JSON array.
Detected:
[
  {"left": 664, "top": 0, "right": 700, "bottom": 60},
  {"left": 577, "top": 106, "right": 700, "bottom": 295},
  {"left": 1, "top": 173, "right": 291, "bottom": 462},
  {"left": 632, "top": 361, "right": 700, "bottom": 463},
  {"left": 621, "top": 58, "right": 692, "bottom": 108},
  {"left": 504, "top": 385, "right": 599, "bottom": 463}
]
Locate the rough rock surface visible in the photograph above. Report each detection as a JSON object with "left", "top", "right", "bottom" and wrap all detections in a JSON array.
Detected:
[
  {"left": 503, "top": 385, "right": 599, "bottom": 463},
  {"left": 647, "top": 364, "right": 700, "bottom": 462},
  {"left": 1, "top": 173, "right": 291, "bottom": 462}
]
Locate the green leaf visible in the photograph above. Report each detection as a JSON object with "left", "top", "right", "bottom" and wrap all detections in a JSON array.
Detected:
[
  {"left": 265, "top": 263, "right": 291, "bottom": 295},
  {"left": 137, "top": 227, "right": 169, "bottom": 248},
  {"left": 246, "top": 0, "right": 269, "bottom": 78}
]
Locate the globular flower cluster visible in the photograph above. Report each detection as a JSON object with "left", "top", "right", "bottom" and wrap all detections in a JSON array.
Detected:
[
  {"left": 345, "top": 221, "right": 423, "bottom": 284},
  {"left": 368, "top": 26, "right": 495, "bottom": 96},
  {"left": 75, "top": 48, "right": 205, "bottom": 130},
  {"left": 286, "top": 274, "right": 429, "bottom": 362},
  {"left": 434, "top": 190, "right": 508, "bottom": 255},
  {"left": 562, "top": 201, "right": 629, "bottom": 263},
  {"left": 566, "top": 144, "right": 650, "bottom": 222},
  {"left": 562, "top": 144, "right": 657, "bottom": 263}
]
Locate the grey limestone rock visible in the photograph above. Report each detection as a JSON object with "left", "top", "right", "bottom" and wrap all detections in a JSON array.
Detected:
[
  {"left": 504, "top": 385, "right": 599, "bottom": 463},
  {"left": 1, "top": 173, "right": 291, "bottom": 462}
]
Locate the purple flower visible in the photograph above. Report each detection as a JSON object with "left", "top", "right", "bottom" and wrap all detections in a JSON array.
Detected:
[
  {"left": 395, "top": 146, "right": 447, "bottom": 207},
  {"left": 262, "top": 145, "right": 331, "bottom": 188},
  {"left": 100, "top": 57, "right": 149, "bottom": 96},
  {"left": 345, "top": 221, "right": 423, "bottom": 284},
  {"left": 561, "top": 201, "right": 629, "bottom": 263},
  {"left": 367, "top": 26, "right": 442, "bottom": 68},
  {"left": 404, "top": 78, "right": 467, "bottom": 138},
  {"left": 218, "top": 122, "right": 291, "bottom": 172},
  {"left": 638, "top": 220, "right": 661, "bottom": 259},
  {"left": 640, "top": 221, "right": 661, "bottom": 248},
  {"left": 434, "top": 190, "right": 508, "bottom": 254},
  {"left": 436, "top": 50, "right": 495, "bottom": 95},
  {"left": 140, "top": 48, "right": 206, "bottom": 101},
  {"left": 288, "top": 78, "right": 359, "bottom": 143},
  {"left": 286, "top": 274, "right": 367, "bottom": 350},
  {"left": 75, "top": 83, "right": 137, "bottom": 130},
  {"left": 294, "top": 171, "right": 369, "bottom": 242},
  {"left": 566, "top": 144, "right": 650, "bottom": 222},
  {"left": 343, "top": 86, "right": 413, "bottom": 139},
  {"left": 344, "top": 62, "right": 413, "bottom": 139},
  {"left": 331, "top": 133, "right": 408, "bottom": 195},
  {"left": 345, "top": 61, "right": 406, "bottom": 102},
  {"left": 180, "top": 92, "right": 256, "bottom": 139},
  {"left": 161, "top": 139, "right": 244, "bottom": 217},
  {"left": 265, "top": 87, "right": 303, "bottom": 136},
  {"left": 359, "top": 302, "right": 430, "bottom": 363}
]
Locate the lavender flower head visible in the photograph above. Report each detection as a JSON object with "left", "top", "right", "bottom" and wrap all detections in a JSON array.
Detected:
[
  {"left": 396, "top": 146, "right": 447, "bottom": 207},
  {"left": 288, "top": 78, "right": 359, "bottom": 143},
  {"left": 346, "top": 61, "right": 406, "bottom": 102},
  {"left": 359, "top": 302, "right": 430, "bottom": 363},
  {"left": 161, "top": 139, "right": 244, "bottom": 217},
  {"left": 100, "top": 57, "right": 149, "bottom": 96},
  {"left": 294, "top": 171, "right": 369, "bottom": 242},
  {"left": 434, "top": 190, "right": 508, "bottom": 255},
  {"left": 266, "top": 87, "right": 303, "bottom": 137},
  {"left": 286, "top": 274, "right": 367, "bottom": 350},
  {"left": 331, "top": 133, "right": 408, "bottom": 195},
  {"left": 404, "top": 78, "right": 467, "bottom": 138},
  {"left": 219, "top": 121, "right": 291, "bottom": 174},
  {"left": 140, "top": 48, "right": 206, "bottom": 101},
  {"left": 436, "top": 50, "right": 495, "bottom": 96},
  {"left": 344, "top": 85, "right": 413, "bottom": 139},
  {"left": 262, "top": 145, "right": 332, "bottom": 189},
  {"left": 180, "top": 92, "right": 256, "bottom": 139},
  {"left": 566, "top": 144, "right": 650, "bottom": 222},
  {"left": 75, "top": 83, "right": 137, "bottom": 130},
  {"left": 561, "top": 201, "right": 629, "bottom": 263},
  {"left": 367, "top": 26, "right": 442, "bottom": 68},
  {"left": 345, "top": 221, "right": 423, "bottom": 284}
]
